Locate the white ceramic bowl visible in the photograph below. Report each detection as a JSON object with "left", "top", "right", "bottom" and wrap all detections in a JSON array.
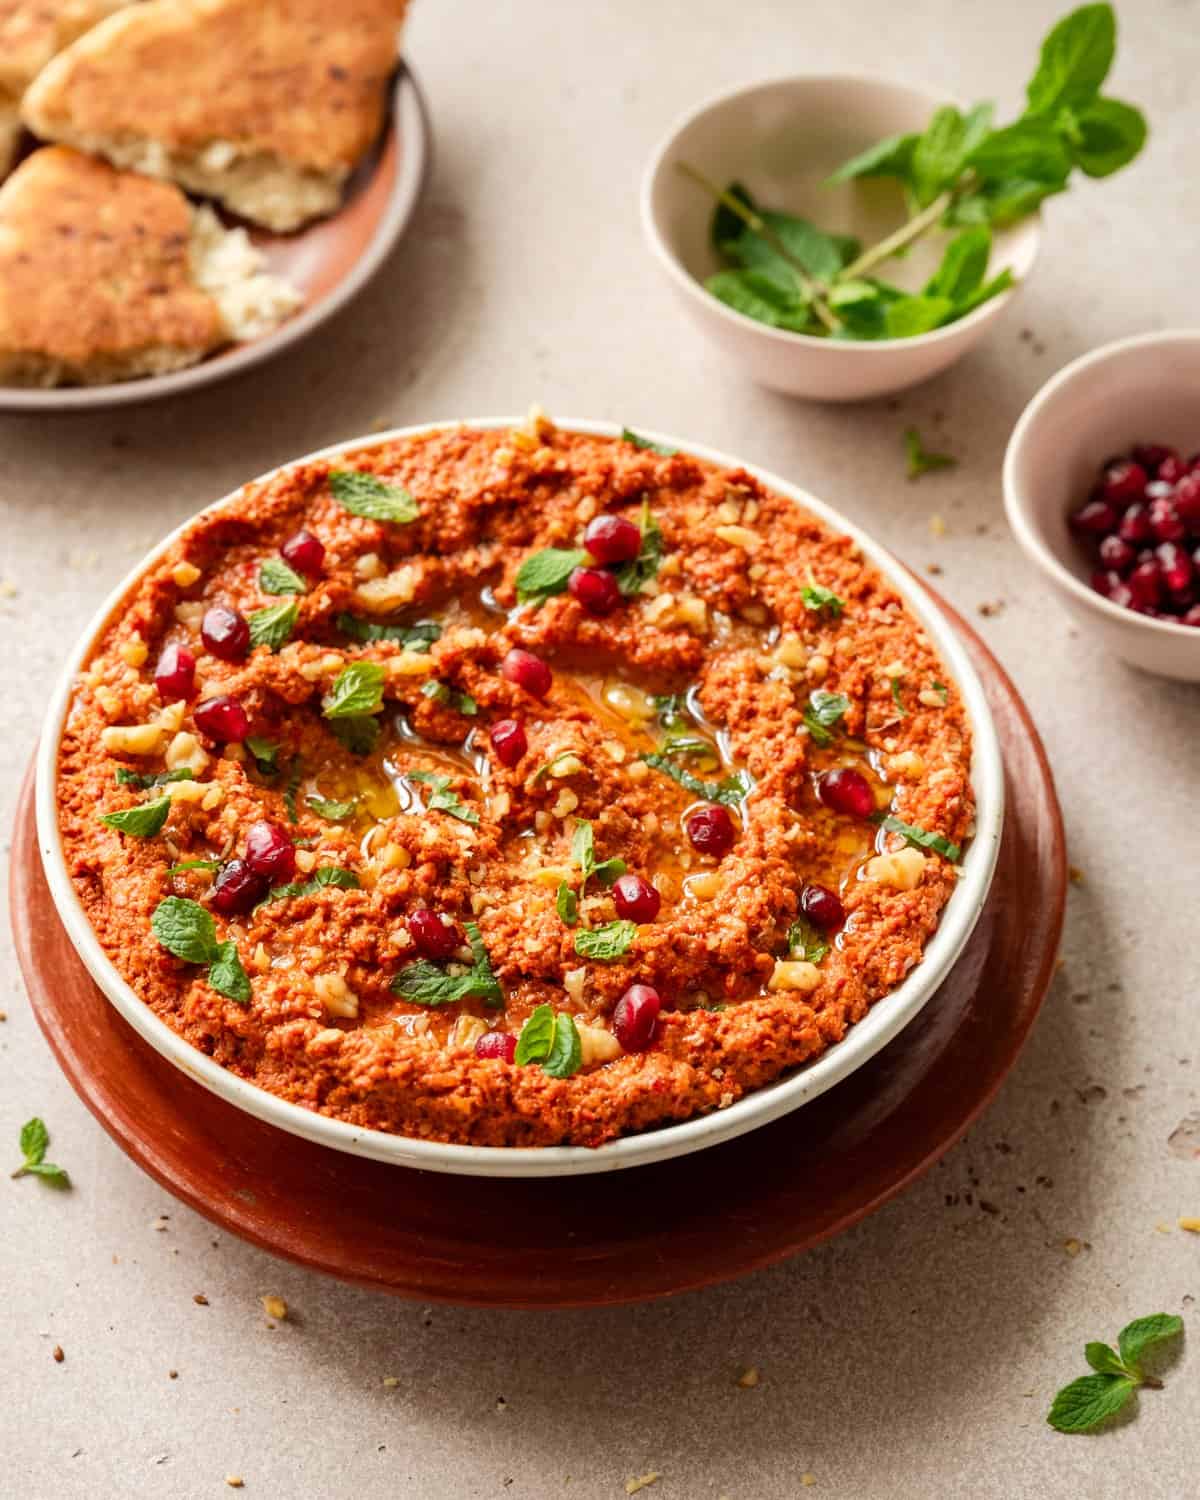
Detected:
[
  {"left": 1004, "top": 330, "right": 1200, "bottom": 682},
  {"left": 36, "top": 419, "right": 1004, "bottom": 1177},
  {"left": 640, "top": 74, "right": 1042, "bottom": 401}
]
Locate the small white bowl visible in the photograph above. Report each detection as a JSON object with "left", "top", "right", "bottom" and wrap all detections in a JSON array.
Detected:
[
  {"left": 1004, "top": 330, "right": 1200, "bottom": 682},
  {"left": 37, "top": 419, "right": 1004, "bottom": 1177},
  {"left": 640, "top": 74, "right": 1042, "bottom": 402}
]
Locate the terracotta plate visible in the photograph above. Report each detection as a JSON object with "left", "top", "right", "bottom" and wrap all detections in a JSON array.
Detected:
[
  {"left": 9, "top": 598, "right": 1065, "bottom": 1307},
  {"left": 0, "top": 60, "right": 430, "bottom": 414}
]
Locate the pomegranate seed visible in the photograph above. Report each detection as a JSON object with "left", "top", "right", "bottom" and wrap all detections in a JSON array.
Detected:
[
  {"left": 1099, "top": 460, "right": 1147, "bottom": 506},
  {"left": 612, "top": 984, "right": 661, "bottom": 1052},
  {"left": 1091, "top": 568, "right": 1124, "bottom": 598},
  {"left": 1168, "top": 586, "right": 1197, "bottom": 613},
  {"left": 489, "top": 719, "right": 528, "bottom": 768},
  {"left": 194, "top": 694, "right": 250, "bottom": 743},
  {"left": 1148, "top": 497, "right": 1186, "bottom": 543},
  {"left": 568, "top": 566, "right": 622, "bottom": 616},
  {"left": 1097, "top": 534, "right": 1135, "bottom": 573},
  {"left": 200, "top": 604, "right": 250, "bottom": 663},
  {"left": 244, "top": 821, "right": 296, "bottom": 883},
  {"left": 583, "top": 513, "right": 642, "bottom": 565},
  {"left": 684, "top": 803, "right": 736, "bottom": 858},
  {"left": 817, "top": 767, "right": 875, "bottom": 819},
  {"left": 612, "top": 873, "right": 661, "bottom": 924},
  {"left": 154, "top": 642, "right": 196, "bottom": 701},
  {"left": 501, "top": 647, "right": 551, "bottom": 698},
  {"left": 1069, "top": 497, "right": 1117, "bottom": 535},
  {"left": 407, "top": 908, "right": 462, "bottom": 960},
  {"left": 1118, "top": 503, "right": 1151, "bottom": 544},
  {"left": 1158, "top": 454, "right": 1187, "bottom": 485},
  {"left": 1173, "top": 473, "right": 1200, "bottom": 529},
  {"left": 800, "top": 883, "right": 845, "bottom": 931},
  {"left": 1156, "top": 542, "right": 1194, "bottom": 596},
  {"left": 280, "top": 529, "right": 325, "bottom": 577},
  {"left": 1132, "top": 443, "right": 1175, "bottom": 472},
  {"left": 1182, "top": 604, "right": 1200, "bottom": 627},
  {"left": 212, "top": 859, "right": 268, "bottom": 916},
  {"left": 1128, "top": 560, "right": 1163, "bottom": 609},
  {"left": 475, "top": 1031, "right": 517, "bottom": 1062}
]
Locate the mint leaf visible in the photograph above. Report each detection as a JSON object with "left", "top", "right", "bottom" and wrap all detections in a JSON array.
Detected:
[
  {"left": 328, "top": 715, "right": 380, "bottom": 756},
  {"left": 259, "top": 557, "right": 308, "bottom": 596},
  {"left": 1047, "top": 1373, "right": 1136, "bottom": 1433},
  {"left": 802, "top": 690, "right": 850, "bottom": 748},
  {"left": 392, "top": 921, "right": 502, "bottom": 1006},
  {"left": 905, "top": 427, "right": 957, "bottom": 481},
  {"left": 1026, "top": 3, "right": 1115, "bottom": 117},
  {"left": 1084, "top": 1342, "right": 1127, "bottom": 1377},
  {"left": 515, "top": 1003, "right": 556, "bottom": 1064},
  {"left": 421, "top": 679, "right": 478, "bottom": 716},
  {"left": 574, "top": 919, "right": 637, "bottom": 962},
  {"left": 261, "top": 866, "right": 360, "bottom": 904},
  {"left": 166, "top": 859, "right": 221, "bottom": 876},
  {"left": 705, "top": 269, "right": 814, "bottom": 333},
  {"left": 245, "top": 736, "right": 280, "bottom": 777},
  {"left": 515, "top": 547, "right": 587, "bottom": 606},
  {"left": 620, "top": 428, "right": 677, "bottom": 457},
  {"left": 409, "top": 770, "right": 479, "bottom": 826},
  {"left": 660, "top": 734, "right": 718, "bottom": 767},
  {"left": 152, "top": 896, "right": 218, "bottom": 965},
  {"left": 879, "top": 815, "right": 961, "bottom": 862},
  {"left": 890, "top": 677, "right": 907, "bottom": 717},
  {"left": 283, "top": 757, "right": 302, "bottom": 822},
  {"left": 826, "top": 131, "right": 918, "bottom": 185},
  {"left": 719, "top": 210, "right": 859, "bottom": 285},
  {"left": 955, "top": 268, "right": 1016, "bottom": 318},
  {"left": 24, "top": 1161, "right": 70, "bottom": 1186},
  {"left": 542, "top": 1013, "right": 583, "bottom": 1079},
  {"left": 710, "top": 180, "right": 756, "bottom": 247},
  {"left": 1070, "top": 97, "right": 1147, "bottom": 177},
  {"left": 248, "top": 599, "right": 299, "bottom": 652},
  {"left": 336, "top": 613, "right": 441, "bottom": 649},
  {"left": 1117, "top": 1314, "right": 1184, "bottom": 1372},
  {"left": 787, "top": 916, "right": 829, "bottom": 965},
  {"left": 911, "top": 102, "right": 993, "bottom": 206},
  {"left": 556, "top": 882, "right": 579, "bottom": 927},
  {"left": 306, "top": 794, "right": 358, "bottom": 821},
  {"left": 884, "top": 294, "right": 956, "bottom": 339},
  {"left": 613, "top": 500, "right": 663, "bottom": 597},
  {"left": 801, "top": 583, "right": 845, "bottom": 618},
  {"left": 115, "top": 766, "right": 194, "bottom": 789},
  {"left": 968, "top": 119, "right": 1072, "bottom": 185},
  {"left": 19, "top": 1117, "right": 48, "bottom": 1164},
  {"left": 642, "top": 752, "right": 751, "bottom": 807},
  {"left": 924, "top": 226, "right": 992, "bottom": 303},
  {"left": 323, "top": 661, "right": 386, "bottom": 718},
  {"left": 330, "top": 470, "right": 419, "bottom": 523},
  {"left": 208, "top": 940, "right": 251, "bottom": 1004},
  {"left": 100, "top": 796, "right": 171, "bottom": 837}
]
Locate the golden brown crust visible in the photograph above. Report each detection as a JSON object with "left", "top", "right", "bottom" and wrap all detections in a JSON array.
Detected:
[
  {"left": 0, "top": 0, "right": 134, "bottom": 99},
  {"left": 0, "top": 146, "right": 224, "bottom": 372},
  {"left": 22, "top": 0, "right": 408, "bottom": 173}
]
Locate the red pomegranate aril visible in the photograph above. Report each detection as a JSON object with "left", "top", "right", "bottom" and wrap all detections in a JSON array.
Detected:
[
  {"left": 212, "top": 859, "right": 268, "bottom": 916},
  {"left": 612, "top": 873, "right": 661, "bottom": 924},
  {"left": 1148, "top": 497, "right": 1186, "bottom": 543},
  {"left": 200, "top": 604, "right": 250, "bottom": 663},
  {"left": 612, "top": 984, "right": 661, "bottom": 1052},
  {"left": 1155, "top": 542, "right": 1194, "bottom": 596},
  {"left": 501, "top": 647, "right": 552, "bottom": 698},
  {"left": 1128, "top": 560, "right": 1163, "bottom": 610},
  {"left": 1100, "top": 460, "right": 1147, "bottom": 506},
  {"left": 154, "top": 642, "right": 196, "bottom": 701},
  {"left": 475, "top": 1031, "right": 517, "bottom": 1062},
  {"left": 1097, "top": 534, "right": 1135, "bottom": 573},
  {"left": 800, "top": 883, "right": 845, "bottom": 932},
  {"left": 1118, "top": 503, "right": 1151, "bottom": 545},
  {"left": 280, "top": 529, "right": 325, "bottom": 577},
  {"left": 1132, "top": 443, "right": 1175, "bottom": 472},
  {"left": 1091, "top": 568, "right": 1125, "bottom": 600},
  {"left": 1157, "top": 454, "right": 1187, "bottom": 485},
  {"left": 1182, "top": 604, "right": 1200, "bottom": 627},
  {"left": 244, "top": 820, "right": 296, "bottom": 883},
  {"left": 408, "top": 908, "right": 462, "bottom": 960},
  {"left": 1070, "top": 497, "right": 1117, "bottom": 535},
  {"left": 1169, "top": 586, "right": 1197, "bottom": 613},
  {"left": 194, "top": 694, "right": 249, "bottom": 742},
  {"left": 1145, "top": 480, "right": 1174, "bottom": 503},
  {"left": 1173, "top": 473, "right": 1200, "bottom": 529},
  {"left": 583, "top": 512, "right": 642, "bottom": 565},
  {"left": 489, "top": 718, "right": 528, "bottom": 768},
  {"left": 568, "top": 565, "right": 622, "bottom": 617},
  {"left": 684, "top": 803, "right": 736, "bottom": 858},
  {"left": 817, "top": 767, "right": 875, "bottom": 820}
]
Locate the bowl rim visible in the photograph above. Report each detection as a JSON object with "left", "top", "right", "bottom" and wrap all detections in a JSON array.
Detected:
[
  {"left": 0, "top": 59, "right": 430, "bottom": 414},
  {"left": 35, "top": 417, "right": 1005, "bottom": 1178},
  {"left": 639, "top": 69, "right": 1042, "bottom": 356},
  {"left": 1003, "top": 327, "right": 1200, "bottom": 642}
]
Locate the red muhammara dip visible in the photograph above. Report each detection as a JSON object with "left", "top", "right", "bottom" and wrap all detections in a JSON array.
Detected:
[{"left": 57, "top": 417, "right": 975, "bottom": 1148}]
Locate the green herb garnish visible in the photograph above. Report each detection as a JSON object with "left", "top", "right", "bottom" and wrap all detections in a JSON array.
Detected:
[
  {"left": 282, "top": 757, "right": 302, "bottom": 823},
  {"left": 529, "top": 749, "right": 582, "bottom": 784},
  {"left": 515, "top": 547, "right": 588, "bottom": 607},
  {"left": 571, "top": 819, "right": 626, "bottom": 891},
  {"left": 408, "top": 770, "right": 479, "bottom": 826},
  {"left": 660, "top": 733, "right": 719, "bottom": 767},
  {"left": 1048, "top": 1314, "right": 1183, "bottom": 1433},
  {"left": 323, "top": 661, "right": 386, "bottom": 718},
  {"left": 574, "top": 920, "right": 638, "bottom": 962},
  {"left": 878, "top": 815, "right": 961, "bottom": 863},
  {"left": 305, "top": 794, "right": 358, "bottom": 822},
  {"left": 245, "top": 736, "right": 281, "bottom": 778},
  {"left": 328, "top": 715, "right": 381, "bottom": 757},
  {"left": 514, "top": 1003, "right": 555, "bottom": 1064},
  {"left": 330, "top": 470, "right": 419, "bottom": 524},
  {"left": 421, "top": 680, "right": 478, "bottom": 716},
  {"left": 150, "top": 896, "right": 251, "bottom": 1004},
  {"left": 620, "top": 428, "right": 678, "bottom": 457},
  {"left": 336, "top": 614, "right": 441, "bottom": 650},
  {"left": 800, "top": 583, "right": 845, "bottom": 619},
  {"left": 248, "top": 599, "right": 299, "bottom": 652},
  {"left": 261, "top": 866, "right": 361, "bottom": 904},
  {"left": 259, "top": 557, "right": 308, "bottom": 596},
  {"left": 165, "top": 859, "right": 220, "bottom": 876},
  {"left": 653, "top": 693, "right": 686, "bottom": 728},
  {"left": 100, "top": 795, "right": 172, "bottom": 838},
  {"left": 931, "top": 680, "right": 950, "bottom": 703},
  {"left": 115, "top": 766, "right": 194, "bottom": 790},
  {"left": 642, "top": 752, "right": 751, "bottom": 807},
  {"left": 390, "top": 920, "right": 503, "bottom": 1007},
  {"left": 514, "top": 1004, "right": 583, "bottom": 1077},
  {"left": 613, "top": 499, "right": 663, "bottom": 597},
  {"left": 556, "top": 882, "right": 580, "bottom": 927},
  {"left": 802, "top": 690, "right": 851, "bottom": 748},
  {"left": 787, "top": 916, "right": 829, "bottom": 965},
  {"left": 889, "top": 678, "right": 907, "bottom": 717},
  {"left": 905, "top": 427, "right": 958, "bottom": 481},
  {"left": 11, "top": 1117, "right": 69, "bottom": 1188}
]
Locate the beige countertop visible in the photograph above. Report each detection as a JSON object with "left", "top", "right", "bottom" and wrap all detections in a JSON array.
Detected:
[{"left": 2, "top": 1, "right": 1197, "bottom": 1495}]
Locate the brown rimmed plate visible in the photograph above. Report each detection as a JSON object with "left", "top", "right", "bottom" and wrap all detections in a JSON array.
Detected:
[
  {"left": 0, "top": 60, "right": 429, "bottom": 413},
  {"left": 8, "top": 594, "right": 1065, "bottom": 1306}
]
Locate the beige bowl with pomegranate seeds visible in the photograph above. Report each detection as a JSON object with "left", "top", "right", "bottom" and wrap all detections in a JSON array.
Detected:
[{"left": 37, "top": 418, "right": 1004, "bottom": 1176}]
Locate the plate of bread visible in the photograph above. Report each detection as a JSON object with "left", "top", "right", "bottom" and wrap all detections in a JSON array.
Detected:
[{"left": 0, "top": 0, "right": 426, "bottom": 407}]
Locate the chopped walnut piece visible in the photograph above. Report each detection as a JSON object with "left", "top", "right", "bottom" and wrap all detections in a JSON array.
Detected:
[
  {"left": 863, "top": 848, "right": 926, "bottom": 891},
  {"left": 171, "top": 561, "right": 201, "bottom": 588}
]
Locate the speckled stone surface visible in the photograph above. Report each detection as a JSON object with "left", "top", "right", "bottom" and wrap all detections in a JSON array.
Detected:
[{"left": 1, "top": 2, "right": 1196, "bottom": 1495}]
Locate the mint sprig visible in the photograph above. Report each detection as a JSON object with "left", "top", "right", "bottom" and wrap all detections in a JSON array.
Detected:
[
  {"left": 323, "top": 662, "right": 386, "bottom": 718},
  {"left": 878, "top": 814, "right": 961, "bottom": 863},
  {"left": 330, "top": 469, "right": 419, "bottom": 524},
  {"left": 1048, "top": 1314, "right": 1183, "bottom": 1432},
  {"left": 574, "top": 919, "right": 637, "bottom": 962},
  {"left": 421, "top": 680, "right": 478, "bottom": 716},
  {"left": 409, "top": 770, "right": 479, "bottom": 826},
  {"left": 150, "top": 896, "right": 251, "bottom": 1004},
  {"left": 514, "top": 1003, "right": 583, "bottom": 1077},
  {"left": 100, "top": 796, "right": 172, "bottom": 838},
  {"left": 11, "top": 1117, "right": 69, "bottom": 1188},
  {"left": 336, "top": 613, "right": 440, "bottom": 650},
  {"left": 248, "top": 599, "right": 299, "bottom": 652},
  {"left": 800, "top": 583, "right": 845, "bottom": 618},
  {"left": 259, "top": 557, "right": 308, "bottom": 596},
  {"left": 642, "top": 752, "right": 751, "bottom": 807},
  {"left": 515, "top": 547, "right": 587, "bottom": 607},
  {"left": 802, "top": 690, "right": 850, "bottom": 748},
  {"left": 390, "top": 921, "right": 502, "bottom": 1007},
  {"left": 905, "top": 427, "right": 957, "bottom": 481},
  {"left": 620, "top": 428, "right": 678, "bottom": 457}
]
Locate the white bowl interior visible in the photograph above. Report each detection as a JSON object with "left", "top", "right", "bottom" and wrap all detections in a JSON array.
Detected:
[
  {"left": 36, "top": 419, "right": 1004, "bottom": 1178},
  {"left": 648, "top": 75, "right": 1041, "bottom": 327}
]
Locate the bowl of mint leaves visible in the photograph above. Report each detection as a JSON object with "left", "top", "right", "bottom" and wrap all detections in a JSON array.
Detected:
[{"left": 640, "top": 4, "right": 1146, "bottom": 400}]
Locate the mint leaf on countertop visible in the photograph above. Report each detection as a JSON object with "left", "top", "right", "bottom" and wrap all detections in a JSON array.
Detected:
[
  {"left": 11, "top": 1117, "right": 69, "bottom": 1188},
  {"left": 1048, "top": 1311, "right": 1183, "bottom": 1433}
]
